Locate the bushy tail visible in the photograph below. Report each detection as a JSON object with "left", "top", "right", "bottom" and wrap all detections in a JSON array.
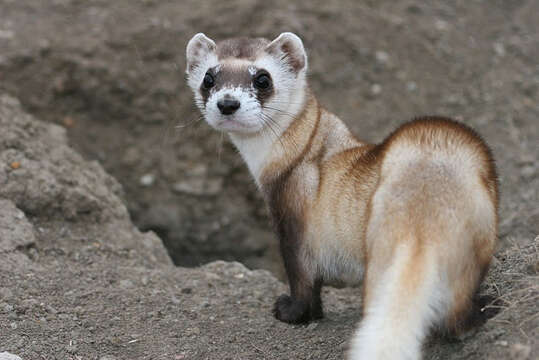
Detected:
[{"left": 348, "top": 244, "right": 448, "bottom": 360}]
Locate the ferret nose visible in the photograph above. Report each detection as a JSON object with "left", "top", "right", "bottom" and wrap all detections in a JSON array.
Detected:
[{"left": 217, "top": 99, "right": 240, "bottom": 115}]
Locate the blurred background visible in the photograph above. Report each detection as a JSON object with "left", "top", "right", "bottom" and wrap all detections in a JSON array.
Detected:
[{"left": 0, "top": 0, "right": 537, "bottom": 279}]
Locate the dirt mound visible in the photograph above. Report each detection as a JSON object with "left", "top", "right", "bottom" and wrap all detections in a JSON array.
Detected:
[{"left": 0, "top": 95, "right": 170, "bottom": 269}]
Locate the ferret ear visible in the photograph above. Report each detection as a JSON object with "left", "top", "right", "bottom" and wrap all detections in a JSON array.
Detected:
[
  {"left": 186, "top": 33, "right": 216, "bottom": 74},
  {"left": 265, "top": 32, "right": 307, "bottom": 73}
]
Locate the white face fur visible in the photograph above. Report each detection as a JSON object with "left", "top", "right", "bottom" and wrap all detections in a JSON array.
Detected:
[{"left": 186, "top": 32, "right": 308, "bottom": 137}]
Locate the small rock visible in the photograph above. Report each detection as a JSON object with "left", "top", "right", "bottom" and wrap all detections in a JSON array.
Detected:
[
  {"left": 0, "top": 352, "right": 23, "bottom": 360},
  {"left": 495, "top": 340, "right": 508, "bottom": 347},
  {"left": 510, "top": 343, "right": 531, "bottom": 360},
  {"left": 139, "top": 174, "right": 156, "bottom": 187},
  {"left": 119, "top": 279, "right": 134, "bottom": 289},
  {"left": 434, "top": 19, "right": 449, "bottom": 31},
  {"left": 10, "top": 322, "right": 17, "bottom": 329},
  {"left": 99, "top": 356, "right": 117, "bottom": 360},
  {"left": 493, "top": 42, "right": 506, "bottom": 57},
  {"left": 45, "top": 304, "right": 58, "bottom": 314},
  {"left": 520, "top": 165, "right": 535, "bottom": 178},
  {"left": 0, "top": 287, "right": 13, "bottom": 300},
  {"left": 66, "top": 344, "right": 78, "bottom": 354},
  {"left": 375, "top": 50, "right": 389, "bottom": 64},
  {"left": 172, "top": 178, "right": 223, "bottom": 196},
  {"left": 370, "top": 84, "right": 382, "bottom": 96},
  {"left": 173, "top": 181, "right": 201, "bottom": 194},
  {"left": 0, "top": 29, "right": 15, "bottom": 40},
  {"left": 406, "top": 81, "right": 418, "bottom": 92},
  {"left": 62, "top": 116, "right": 75, "bottom": 128}
]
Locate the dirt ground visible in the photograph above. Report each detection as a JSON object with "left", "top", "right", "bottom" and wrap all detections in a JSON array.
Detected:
[{"left": 0, "top": 0, "right": 537, "bottom": 359}]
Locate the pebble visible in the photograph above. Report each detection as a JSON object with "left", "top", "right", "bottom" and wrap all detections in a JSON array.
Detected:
[
  {"left": 434, "top": 19, "right": 449, "bottom": 31},
  {"left": 406, "top": 81, "right": 418, "bottom": 92},
  {"left": 375, "top": 50, "right": 389, "bottom": 64},
  {"left": 119, "top": 279, "right": 134, "bottom": 289},
  {"left": 509, "top": 343, "right": 531, "bottom": 360},
  {"left": 45, "top": 304, "right": 58, "bottom": 314},
  {"left": 172, "top": 178, "right": 223, "bottom": 196},
  {"left": 66, "top": 344, "right": 78, "bottom": 354},
  {"left": 139, "top": 173, "right": 156, "bottom": 187},
  {"left": 0, "top": 29, "right": 14, "bottom": 39},
  {"left": 0, "top": 352, "right": 23, "bottom": 360},
  {"left": 370, "top": 84, "right": 382, "bottom": 96},
  {"left": 493, "top": 42, "right": 506, "bottom": 57},
  {"left": 0, "top": 287, "right": 13, "bottom": 300},
  {"left": 520, "top": 165, "right": 535, "bottom": 178}
]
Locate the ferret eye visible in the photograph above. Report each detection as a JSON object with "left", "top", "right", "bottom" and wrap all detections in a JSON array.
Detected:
[
  {"left": 203, "top": 72, "right": 215, "bottom": 89},
  {"left": 253, "top": 72, "right": 271, "bottom": 90}
]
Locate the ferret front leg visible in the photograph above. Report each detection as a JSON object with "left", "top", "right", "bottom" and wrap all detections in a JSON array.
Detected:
[{"left": 273, "top": 236, "right": 323, "bottom": 324}]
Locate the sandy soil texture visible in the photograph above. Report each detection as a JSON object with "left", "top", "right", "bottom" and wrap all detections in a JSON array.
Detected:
[{"left": 0, "top": 0, "right": 537, "bottom": 359}]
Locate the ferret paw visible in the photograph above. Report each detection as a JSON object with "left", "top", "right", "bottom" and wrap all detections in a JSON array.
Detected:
[
  {"left": 311, "top": 303, "right": 324, "bottom": 320},
  {"left": 273, "top": 294, "right": 311, "bottom": 324}
]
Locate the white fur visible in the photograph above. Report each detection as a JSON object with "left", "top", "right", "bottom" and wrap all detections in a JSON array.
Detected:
[
  {"left": 186, "top": 33, "right": 309, "bottom": 182},
  {"left": 231, "top": 51, "right": 307, "bottom": 179},
  {"left": 347, "top": 137, "right": 494, "bottom": 360},
  {"left": 204, "top": 86, "right": 263, "bottom": 133},
  {"left": 348, "top": 245, "right": 450, "bottom": 360}
]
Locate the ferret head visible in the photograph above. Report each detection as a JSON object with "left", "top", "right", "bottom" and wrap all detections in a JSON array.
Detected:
[{"left": 186, "top": 32, "right": 308, "bottom": 134}]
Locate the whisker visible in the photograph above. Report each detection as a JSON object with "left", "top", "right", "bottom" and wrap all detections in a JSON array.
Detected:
[
  {"left": 175, "top": 115, "right": 204, "bottom": 129},
  {"left": 217, "top": 131, "right": 225, "bottom": 163}
]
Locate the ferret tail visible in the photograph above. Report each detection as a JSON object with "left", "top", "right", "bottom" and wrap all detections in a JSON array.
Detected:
[{"left": 347, "top": 243, "right": 449, "bottom": 360}]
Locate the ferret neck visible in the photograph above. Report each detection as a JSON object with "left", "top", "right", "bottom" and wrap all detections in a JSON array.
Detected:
[{"left": 229, "top": 89, "right": 317, "bottom": 185}]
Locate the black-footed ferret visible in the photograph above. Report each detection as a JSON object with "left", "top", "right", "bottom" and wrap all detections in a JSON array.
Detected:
[{"left": 185, "top": 32, "right": 498, "bottom": 360}]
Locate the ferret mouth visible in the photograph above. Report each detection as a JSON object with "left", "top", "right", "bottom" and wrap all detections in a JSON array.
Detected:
[{"left": 215, "top": 117, "right": 259, "bottom": 132}]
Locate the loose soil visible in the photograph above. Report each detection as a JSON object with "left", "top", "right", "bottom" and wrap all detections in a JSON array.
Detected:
[{"left": 0, "top": 0, "right": 537, "bottom": 359}]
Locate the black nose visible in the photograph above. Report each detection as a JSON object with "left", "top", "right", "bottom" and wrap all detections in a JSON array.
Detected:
[{"left": 217, "top": 99, "right": 240, "bottom": 115}]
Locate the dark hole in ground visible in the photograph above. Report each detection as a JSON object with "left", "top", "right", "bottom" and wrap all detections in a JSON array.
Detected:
[{"left": 0, "top": 45, "right": 279, "bottom": 275}]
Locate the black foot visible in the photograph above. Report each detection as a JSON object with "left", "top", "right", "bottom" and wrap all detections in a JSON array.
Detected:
[
  {"left": 311, "top": 301, "right": 324, "bottom": 320},
  {"left": 273, "top": 294, "right": 323, "bottom": 324}
]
